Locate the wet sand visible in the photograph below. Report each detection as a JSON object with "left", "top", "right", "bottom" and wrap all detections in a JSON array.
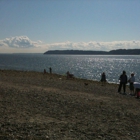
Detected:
[{"left": 0, "top": 70, "right": 140, "bottom": 139}]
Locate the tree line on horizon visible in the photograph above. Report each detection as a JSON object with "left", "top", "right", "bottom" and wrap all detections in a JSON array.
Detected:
[{"left": 44, "top": 49, "right": 140, "bottom": 55}]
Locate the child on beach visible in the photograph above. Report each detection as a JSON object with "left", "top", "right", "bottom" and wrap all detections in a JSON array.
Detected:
[{"left": 128, "top": 73, "right": 135, "bottom": 95}]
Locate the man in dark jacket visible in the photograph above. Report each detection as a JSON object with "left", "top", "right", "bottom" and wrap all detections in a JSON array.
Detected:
[{"left": 118, "top": 71, "right": 128, "bottom": 94}]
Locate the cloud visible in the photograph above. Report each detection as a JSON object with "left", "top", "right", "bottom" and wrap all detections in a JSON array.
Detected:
[
  {"left": 46, "top": 40, "right": 140, "bottom": 51},
  {"left": 0, "top": 36, "right": 41, "bottom": 48},
  {"left": 1, "top": 36, "right": 140, "bottom": 53}
]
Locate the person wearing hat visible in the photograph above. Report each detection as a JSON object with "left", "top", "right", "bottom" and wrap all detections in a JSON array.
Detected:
[
  {"left": 128, "top": 73, "right": 135, "bottom": 95},
  {"left": 118, "top": 70, "right": 128, "bottom": 94}
]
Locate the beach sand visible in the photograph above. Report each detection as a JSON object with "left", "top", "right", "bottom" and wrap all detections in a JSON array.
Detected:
[{"left": 0, "top": 70, "right": 140, "bottom": 139}]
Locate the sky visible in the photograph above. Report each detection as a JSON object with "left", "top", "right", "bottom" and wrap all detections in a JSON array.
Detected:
[{"left": 0, "top": 0, "right": 140, "bottom": 53}]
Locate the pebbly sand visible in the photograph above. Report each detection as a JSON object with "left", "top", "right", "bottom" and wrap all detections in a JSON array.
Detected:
[{"left": 0, "top": 70, "right": 140, "bottom": 140}]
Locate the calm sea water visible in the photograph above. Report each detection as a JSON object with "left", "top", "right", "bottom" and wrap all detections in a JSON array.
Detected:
[{"left": 0, "top": 54, "right": 140, "bottom": 83}]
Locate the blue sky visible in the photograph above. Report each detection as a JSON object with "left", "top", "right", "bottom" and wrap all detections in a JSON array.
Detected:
[{"left": 0, "top": 0, "right": 140, "bottom": 53}]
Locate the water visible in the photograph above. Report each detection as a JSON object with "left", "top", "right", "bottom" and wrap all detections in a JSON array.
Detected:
[{"left": 0, "top": 53, "right": 140, "bottom": 83}]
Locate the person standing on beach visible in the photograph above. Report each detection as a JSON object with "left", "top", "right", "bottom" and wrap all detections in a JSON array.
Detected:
[
  {"left": 44, "top": 69, "right": 46, "bottom": 74},
  {"left": 128, "top": 73, "right": 135, "bottom": 95},
  {"left": 49, "top": 67, "right": 52, "bottom": 74},
  {"left": 118, "top": 70, "right": 128, "bottom": 94},
  {"left": 101, "top": 72, "right": 106, "bottom": 85}
]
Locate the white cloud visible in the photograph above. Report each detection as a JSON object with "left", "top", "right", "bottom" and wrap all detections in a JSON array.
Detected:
[
  {"left": 0, "top": 36, "right": 41, "bottom": 48},
  {"left": 1, "top": 36, "right": 140, "bottom": 53},
  {"left": 46, "top": 40, "right": 140, "bottom": 51}
]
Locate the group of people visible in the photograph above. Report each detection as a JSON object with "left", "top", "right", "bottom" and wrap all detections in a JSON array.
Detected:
[
  {"left": 118, "top": 70, "right": 140, "bottom": 98},
  {"left": 118, "top": 70, "right": 135, "bottom": 95},
  {"left": 101, "top": 70, "right": 140, "bottom": 98},
  {"left": 44, "top": 67, "right": 52, "bottom": 74},
  {"left": 43, "top": 67, "right": 74, "bottom": 79},
  {"left": 44, "top": 67, "right": 139, "bottom": 98}
]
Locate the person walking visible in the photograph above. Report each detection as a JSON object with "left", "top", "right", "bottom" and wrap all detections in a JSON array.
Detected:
[{"left": 118, "top": 70, "right": 128, "bottom": 94}]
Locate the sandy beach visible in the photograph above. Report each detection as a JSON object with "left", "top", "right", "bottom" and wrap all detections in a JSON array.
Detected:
[{"left": 0, "top": 70, "right": 140, "bottom": 140}]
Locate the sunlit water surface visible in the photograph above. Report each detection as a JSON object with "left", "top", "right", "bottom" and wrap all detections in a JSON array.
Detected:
[{"left": 0, "top": 54, "right": 140, "bottom": 83}]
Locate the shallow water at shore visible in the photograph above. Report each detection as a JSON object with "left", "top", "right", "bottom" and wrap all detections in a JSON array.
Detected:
[{"left": 0, "top": 54, "right": 140, "bottom": 83}]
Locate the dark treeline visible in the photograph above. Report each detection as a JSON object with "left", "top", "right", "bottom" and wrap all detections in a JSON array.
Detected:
[{"left": 44, "top": 49, "right": 140, "bottom": 55}]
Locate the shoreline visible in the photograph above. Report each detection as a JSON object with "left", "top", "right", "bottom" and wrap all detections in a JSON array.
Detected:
[
  {"left": 0, "top": 69, "right": 119, "bottom": 85},
  {"left": 1, "top": 54, "right": 140, "bottom": 84},
  {"left": 0, "top": 69, "right": 140, "bottom": 139}
]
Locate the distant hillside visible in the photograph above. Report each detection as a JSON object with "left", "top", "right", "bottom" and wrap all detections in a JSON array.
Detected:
[
  {"left": 44, "top": 49, "right": 140, "bottom": 55},
  {"left": 109, "top": 49, "right": 140, "bottom": 55},
  {"left": 44, "top": 50, "right": 108, "bottom": 55}
]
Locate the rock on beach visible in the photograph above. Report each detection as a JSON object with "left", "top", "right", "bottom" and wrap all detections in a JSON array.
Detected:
[{"left": 0, "top": 70, "right": 140, "bottom": 139}]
